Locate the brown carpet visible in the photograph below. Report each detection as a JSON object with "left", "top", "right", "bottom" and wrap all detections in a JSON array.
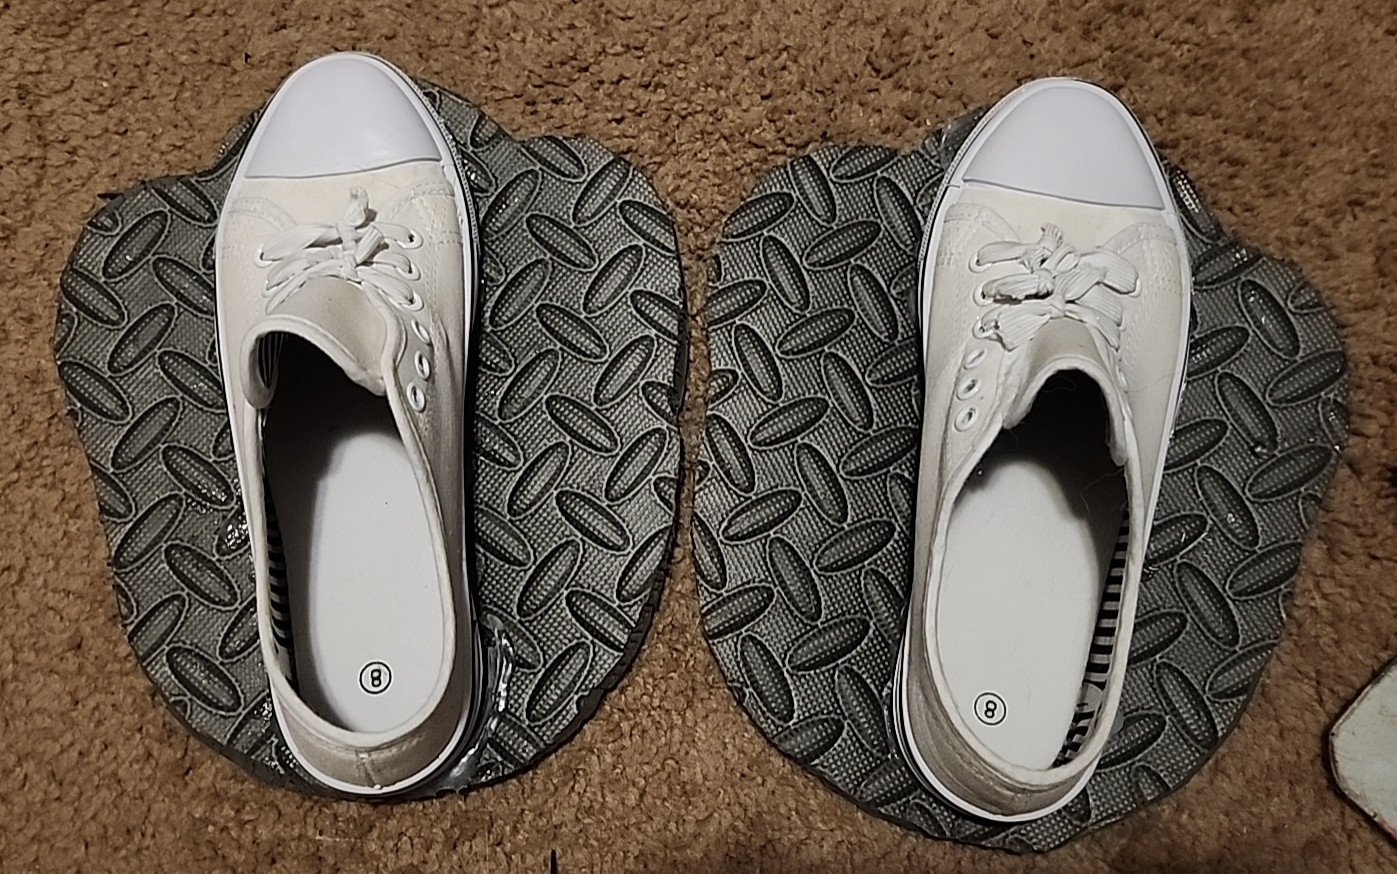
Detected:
[{"left": 3, "top": 0, "right": 1396, "bottom": 870}]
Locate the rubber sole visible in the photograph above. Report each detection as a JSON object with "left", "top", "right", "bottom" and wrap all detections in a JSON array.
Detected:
[
  {"left": 55, "top": 78, "right": 687, "bottom": 799},
  {"left": 694, "top": 109, "right": 1347, "bottom": 851}
]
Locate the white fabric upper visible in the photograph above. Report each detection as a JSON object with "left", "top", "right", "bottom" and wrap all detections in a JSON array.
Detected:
[
  {"left": 899, "top": 79, "right": 1190, "bottom": 820},
  {"left": 215, "top": 54, "right": 474, "bottom": 795}
]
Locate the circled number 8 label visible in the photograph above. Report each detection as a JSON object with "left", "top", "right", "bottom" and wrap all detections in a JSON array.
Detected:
[
  {"left": 360, "top": 661, "right": 392, "bottom": 695},
  {"left": 974, "top": 691, "right": 1006, "bottom": 726}
]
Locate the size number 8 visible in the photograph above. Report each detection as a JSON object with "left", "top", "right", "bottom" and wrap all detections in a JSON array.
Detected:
[
  {"left": 359, "top": 661, "right": 392, "bottom": 695},
  {"left": 974, "top": 691, "right": 1006, "bottom": 726}
]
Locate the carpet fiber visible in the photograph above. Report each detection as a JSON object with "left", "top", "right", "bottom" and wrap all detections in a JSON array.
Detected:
[{"left": 2, "top": 0, "right": 1395, "bottom": 870}]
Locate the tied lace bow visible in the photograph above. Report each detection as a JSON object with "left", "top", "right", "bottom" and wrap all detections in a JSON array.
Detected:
[
  {"left": 975, "top": 224, "right": 1137, "bottom": 350},
  {"left": 259, "top": 187, "right": 420, "bottom": 307}
]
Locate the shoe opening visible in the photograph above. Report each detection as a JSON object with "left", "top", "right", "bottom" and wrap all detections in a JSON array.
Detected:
[
  {"left": 260, "top": 334, "right": 446, "bottom": 734},
  {"left": 936, "top": 370, "right": 1127, "bottom": 770}
]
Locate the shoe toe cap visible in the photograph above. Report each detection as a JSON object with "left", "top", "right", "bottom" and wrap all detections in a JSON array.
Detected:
[
  {"left": 963, "top": 80, "right": 1166, "bottom": 210},
  {"left": 245, "top": 54, "right": 443, "bottom": 179}
]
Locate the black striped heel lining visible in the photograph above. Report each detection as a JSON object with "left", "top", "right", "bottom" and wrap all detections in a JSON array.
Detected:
[{"left": 1052, "top": 513, "right": 1129, "bottom": 767}]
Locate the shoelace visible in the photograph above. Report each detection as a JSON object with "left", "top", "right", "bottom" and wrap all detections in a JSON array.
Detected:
[
  {"left": 258, "top": 187, "right": 422, "bottom": 308},
  {"left": 972, "top": 224, "right": 1138, "bottom": 351}
]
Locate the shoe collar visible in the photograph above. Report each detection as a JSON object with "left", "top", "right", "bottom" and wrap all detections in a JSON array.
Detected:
[{"left": 920, "top": 318, "right": 1151, "bottom": 798}]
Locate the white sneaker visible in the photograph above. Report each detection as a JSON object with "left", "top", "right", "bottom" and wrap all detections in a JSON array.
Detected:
[
  {"left": 215, "top": 53, "right": 479, "bottom": 795},
  {"left": 895, "top": 79, "right": 1191, "bottom": 821}
]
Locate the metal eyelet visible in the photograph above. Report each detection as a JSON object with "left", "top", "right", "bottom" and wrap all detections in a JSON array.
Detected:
[
  {"left": 414, "top": 351, "right": 432, "bottom": 380},
  {"left": 955, "top": 377, "right": 980, "bottom": 400},
  {"left": 407, "top": 382, "right": 427, "bottom": 411},
  {"left": 962, "top": 348, "right": 987, "bottom": 369},
  {"left": 412, "top": 320, "right": 432, "bottom": 346},
  {"left": 954, "top": 407, "right": 978, "bottom": 431}
]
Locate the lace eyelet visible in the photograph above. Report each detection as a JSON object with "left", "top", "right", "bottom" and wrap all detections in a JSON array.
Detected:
[
  {"left": 400, "top": 231, "right": 423, "bottom": 250},
  {"left": 394, "top": 292, "right": 425, "bottom": 312},
  {"left": 412, "top": 320, "right": 432, "bottom": 346},
  {"left": 973, "top": 283, "right": 991, "bottom": 306},
  {"left": 972, "top": 318, "right": 993, "bottom": 339},
  {"left": 969, "top": 254, "right": 989, "bottom": 273},
  {"left": 962, "top": 348, "right": 987, "bottom": 369},
  {"left": 956, "top": 377, "right": 980, "bottom": 400},
  {"left": 414, "top": 351, "right": 432, "bottom": 380},
  {"left": 397, "top": 261, "right": 422, "bottom": 281},
  {"left": 407, "top": 383, "right": 427, "bottom": 411},
  {"left": 954, "top": 407, "right": 978, "bottom": 431},
  {"left": 254, "top": 249, "right": 274, "bottom": 268}
]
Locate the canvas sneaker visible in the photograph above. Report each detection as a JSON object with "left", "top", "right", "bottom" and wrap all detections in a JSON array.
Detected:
[
  {"left": 215, "top": 52, "right": 479, "bottom": 796},
  {"left": 894, "top": 78, "right": 1192, "bottom": 821}
]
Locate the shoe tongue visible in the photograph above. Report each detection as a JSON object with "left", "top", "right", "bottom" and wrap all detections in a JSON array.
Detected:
[
  {"left": 248, "top": 277, "right": 391, "bottom": 399},
  {"left": 1003, "top": 318, "right": 1122, "bottom": 442}
]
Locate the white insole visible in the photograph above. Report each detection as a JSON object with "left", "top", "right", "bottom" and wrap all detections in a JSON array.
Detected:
[
  {"left": 936, "top": 374, "right": 1124, "bottom": 769},
  {"left": 263, "top": 337, "right": 444, "bottom": 734}
]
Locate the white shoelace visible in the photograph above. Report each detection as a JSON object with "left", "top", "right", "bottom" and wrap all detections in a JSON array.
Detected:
[
  {"left": 258, "top": 187, "right": 422, "bottom": 308},
  {"left": 973, "top": 224, "right": 1138, "bottom": 351}
]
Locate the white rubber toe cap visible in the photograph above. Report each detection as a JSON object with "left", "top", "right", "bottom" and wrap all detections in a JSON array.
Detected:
[
  {"left": 963, "top": 79, "right": 1166, "bottom": 210},
  {"left": 246, "top": 53, "right": 442, "bottom": 179}
]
